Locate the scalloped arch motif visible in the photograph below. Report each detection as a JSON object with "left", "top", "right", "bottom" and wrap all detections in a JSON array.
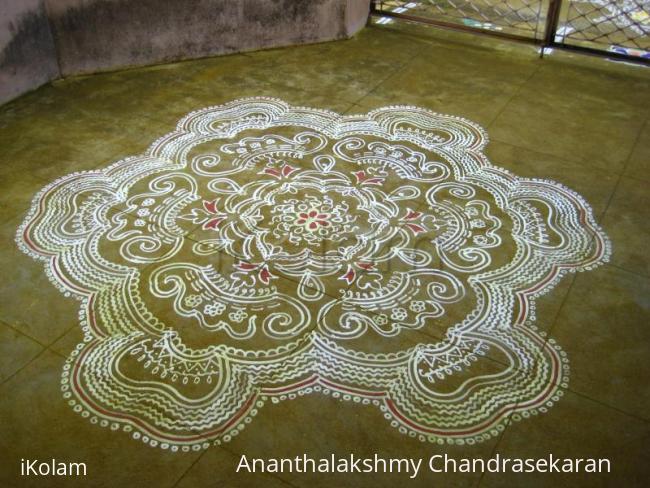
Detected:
[{"left": 17, "top": 98, "right": 610, "bottom": 451}]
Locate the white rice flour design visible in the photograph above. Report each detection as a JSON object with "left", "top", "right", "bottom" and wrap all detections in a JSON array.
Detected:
[{"left": 17, "top": 98, "right": 610, "bottom": 450}]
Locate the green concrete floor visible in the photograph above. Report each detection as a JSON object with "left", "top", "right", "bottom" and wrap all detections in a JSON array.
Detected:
[{"left": 1, "top": 18, "right": 649, "bottom": 488}]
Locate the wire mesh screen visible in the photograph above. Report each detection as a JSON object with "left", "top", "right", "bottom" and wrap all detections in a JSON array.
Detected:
[
  {"left": 555, "top": 0, "right": 650, "bottom": 57},
  {"left": 373, "top": 0, "right": 548, "bottom": 39}
]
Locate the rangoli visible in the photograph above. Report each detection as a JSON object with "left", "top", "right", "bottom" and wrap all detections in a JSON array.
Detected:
[{"left": 17, "top": 98, "right": 610, "bottom": 451}]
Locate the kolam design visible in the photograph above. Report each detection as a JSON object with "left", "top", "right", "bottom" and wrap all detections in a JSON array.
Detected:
[{"left": 17, "top": 98, "right": 610, "bottom": 450}]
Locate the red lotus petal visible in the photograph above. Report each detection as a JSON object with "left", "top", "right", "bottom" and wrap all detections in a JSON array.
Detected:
[
  {"left": 299, "top": 212, "right": 309, "bottom": 219},
  {"left": 309, "top": 222, "right": 318, "bottom": 230},
  {"left": 340, "top": 267, "right": 356, "bottom": 284},
  {"left": 308, "top": 210, "right": 318, "bottom": 218},
  {"left": 364, "top": 177, "right": 385, "bottom": 186},
  {"left": 405, "top": 210, "right": 422, "bottom": 220},
  {"left": 296, "top": 219, "right": 306, "bottom": 224},
  {"left": 259, "top": 267, "right": 273, "bottom": 285},
  {"left": 263, "top": 168, "right": 281, "bottom": 178},
  {"left": 318, "top": 220, "right": 329, "bottom": 227},
  {"left": 282, "top": 165, "right": 298, "bottom": 177},
  {"left": 316, "top": 214, "right": 328, "bottom": 219},
  {"left": 353, "top": 170, "right": 366, "bottom": 182},
  {"left": 203, "top": 217, "right": 225, "bottom": 230},
  {"left": 236, "top": 262, "right": 257, "bottom": 271},
  {"left": 357, "top": 262, "right": 374, "bottom": 270},
  {"left": 203, "top": 200, "right": 218, "bottom": 214},
  {"left": 406, "top": 223, "right": 426, "bottom": 234}
]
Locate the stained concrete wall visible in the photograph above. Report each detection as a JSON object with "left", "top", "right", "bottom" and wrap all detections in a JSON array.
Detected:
[
  {"left": 0, "top": 0, "right": 370, "bottom": 105},
  {"left": 0, "top": 0, "right": 59, "bottom": 105},
  {"left": 345, "top": 0, "right": 370, "bottom": 37}
]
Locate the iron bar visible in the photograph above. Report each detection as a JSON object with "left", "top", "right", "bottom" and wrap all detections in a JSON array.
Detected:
[{"left": 370, "top": 0, "right": 650, "bottom": 65}]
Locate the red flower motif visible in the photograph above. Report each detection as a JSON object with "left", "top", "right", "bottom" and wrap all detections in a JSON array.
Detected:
[
  {"left": 405, "top": 223, "right": 426, "bottom": 234},
  {"left": 259, "top": 266, "right": 273, "bottom": 285},
  {"left": 353, "top": 170, "right": 384, "bottom": 186},
  {"left": 261, "top": 164, "right": 299, "bottom": 179},
  {"left": 357, "top": 261, "right": 374, "bottom": 271},
  {"left": 296, "top": 210, "right": 330, "bottom": 230},
  {"left": 235, "top": 262, "right": 275, "bottom": 285},
  {"left": 203, "top": 217, "right": 226, "bottom": 230},
  {"left": 339, "top": 265, "right": 356, "bottom": 285},
  {"left": 404, "top": 209, "right": 422, "bottom": 221},
  {"left": 203, "top": 200, "right": 218, "bottom": 214},
  {"left": 402, "top": 208, "right": 425, "bottom": 235},
  {"left": 339, "top": 262, "right": 375, "bottom": 285},
  {"left": 201, "top": 199, "right": 228, "bottom": 230}
]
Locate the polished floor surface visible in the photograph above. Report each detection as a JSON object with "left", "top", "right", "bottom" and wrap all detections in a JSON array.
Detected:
[{"left": 1, "top": 18, "right": 649, "bottom": 488}]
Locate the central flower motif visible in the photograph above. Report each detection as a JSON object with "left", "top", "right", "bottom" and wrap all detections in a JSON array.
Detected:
[
  {"left": 176, "top": 153, "right": 412, "bottom": 278},
  {"left": 296, "top": 208, "right": 330, "bottom": 230},
  {"left": 271, "top": 195, "right": 355, "bottom": 245},
  {"left": 17, "top": 98, "right": 609, "bottom": 450}
]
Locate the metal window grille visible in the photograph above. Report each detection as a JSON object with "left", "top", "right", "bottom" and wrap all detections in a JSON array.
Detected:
[
  {"left": 371, "top": 0, "right": 650, "bottom": 61},
  {"left": 556, "top": 0, "right": 650, "bottom": 56}
]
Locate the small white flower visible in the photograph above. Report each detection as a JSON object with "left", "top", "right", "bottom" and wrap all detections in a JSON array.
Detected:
[
  {"left": 142, "top": 198, "right": 155, "bottom": 206},
  {"left": 409, "top": 301, "right": 426, "bottom": 313},
  {"left": 391, "top": 308, "right": 407, "bottom": 321},
  {"left": 137, "top": 208, "right": 150, "bottom": 217},
  {"left": 375, "top": 314, "right": 388, "bottom": 326},
  {"left": 183, "top": 294, "right": 203, "bottom": 308},
  {"left": 229, "top": 309, "right": 248, "bottom": 323},
  {"left": 203, "top": 302, "right": 226, "bottom": 317},
  {"left": 473, "top": 235, "right": 488, "bottom": 246},
  {"left": 470, "top": 219, "right": 486, "bottom": 229},
  {"left": 134, "top": 219, "right": 146, "bottom": 227}
]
